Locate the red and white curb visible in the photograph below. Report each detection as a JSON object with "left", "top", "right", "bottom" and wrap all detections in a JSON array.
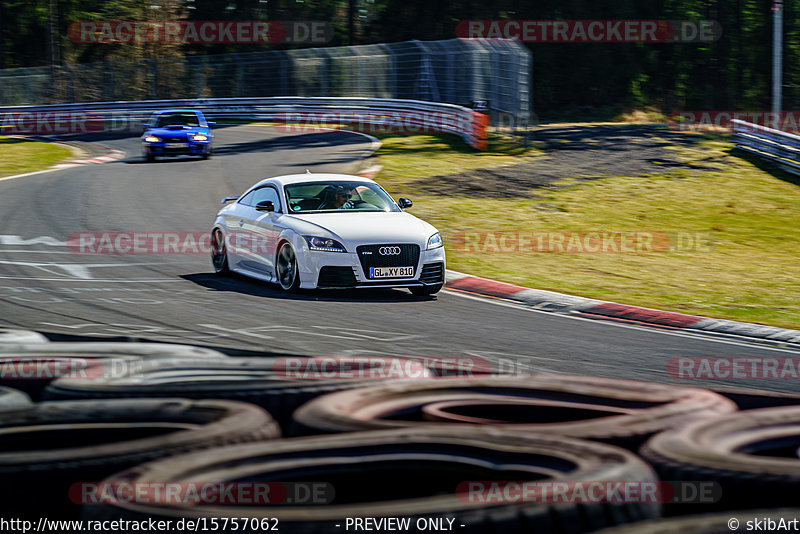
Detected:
[
  {"left": 57, "top": 145, "right": 126, "bottom": 167},
  {"left": 445, "top": 270, "right": 800, "bottom": 345}
]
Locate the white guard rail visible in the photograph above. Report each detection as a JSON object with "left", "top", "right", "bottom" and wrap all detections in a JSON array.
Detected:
[
  {"left": 0, "top": 97, "right": 490, "bottom": 150},
  {"left": 732, "top": 119, "right": 800, "bottom": 174}
]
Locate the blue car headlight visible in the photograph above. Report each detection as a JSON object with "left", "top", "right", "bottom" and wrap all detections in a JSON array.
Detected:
[
  {"left": 304, "top": 236, "right": 346, "bottom": 253},
  {"left": 144, "top": 135, "right": 160, "bottom": 143},
  {"left": 427, "top": 232, "right": 443, "bottom": 249},
  {"left": 193, "top": 133, "right": 208, "bottom": 141}
]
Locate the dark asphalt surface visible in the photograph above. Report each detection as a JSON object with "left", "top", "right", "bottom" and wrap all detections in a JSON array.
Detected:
[{"left": 0, "top": 125, "right": 797, "bottom": 393}]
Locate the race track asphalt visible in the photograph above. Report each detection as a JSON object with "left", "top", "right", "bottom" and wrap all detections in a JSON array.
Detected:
[{"left": 1, "top": 125, "right": 797, "bottom": 393}]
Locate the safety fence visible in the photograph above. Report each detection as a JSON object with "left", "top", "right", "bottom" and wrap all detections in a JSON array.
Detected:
[
  {"left": 733, "top": 119, "right": 800, "bottom": 175},
  {"left": 0, "top": 38, "right": 530, "bottom": 133}
]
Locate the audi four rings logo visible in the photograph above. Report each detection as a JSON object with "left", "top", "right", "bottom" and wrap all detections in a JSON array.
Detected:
[{"left": 379, "top": 247, "right": 401, "bottom": 255}]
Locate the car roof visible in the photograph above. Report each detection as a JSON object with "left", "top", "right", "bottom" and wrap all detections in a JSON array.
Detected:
[
  {"left": 252, "top": 173, "right": 378, "bottom": 189},
  {"left": 153, "top": 109, "right": 203, "bottom": 115}
]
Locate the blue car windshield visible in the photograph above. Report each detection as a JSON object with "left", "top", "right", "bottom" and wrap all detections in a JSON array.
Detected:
[
  {"left": 284, "top": 182, "right": 401, "bottom": 213},
  {"left": 155, "top": 113, "right": 201, "bottom": 128}
]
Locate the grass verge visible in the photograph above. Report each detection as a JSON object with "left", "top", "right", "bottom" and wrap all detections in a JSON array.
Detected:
[
  {"left": 371, "top": 131, "right": 800, "bottom": 330},
  {"left": 0, "top": 137, "right": 72, "bottom": 178}
]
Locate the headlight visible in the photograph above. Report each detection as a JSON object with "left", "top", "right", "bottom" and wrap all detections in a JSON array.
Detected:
[
  {"left": 304, "top": 236, "right": 346, "bottom": 253},
  {"left": 144, "top": 135, "right": 160, "bottom": 143},
  {"left": 427, "top": 232, "right": 443, "bottom": 249},
  {"left": 193, "top": 133, "right": 208, "bottom": 141}
]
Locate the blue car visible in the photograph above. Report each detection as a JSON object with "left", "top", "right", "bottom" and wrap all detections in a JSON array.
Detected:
[{"left": 141, "top": 109, "right": 215, "bottom": 162}]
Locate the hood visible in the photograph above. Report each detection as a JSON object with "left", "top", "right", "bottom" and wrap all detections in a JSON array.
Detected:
[
  {"left": 280, "top": 211, "right": 438, "bottom": 245},
  {"left": 144, "top": 126, "right": 205, "bottom": 137}
]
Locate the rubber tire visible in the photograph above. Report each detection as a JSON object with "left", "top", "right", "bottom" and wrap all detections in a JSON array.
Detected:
[
  {"left": 594, "top": 509, "right": 800, "bottom": 533},
  {"left": 640, "top": 406, "right": 800, "bottom": 511},
  {"left": 410, "top": 283, "right": 443, "bottom": 296},
  {"left": 276, "top": 241, "right": 300, "bottom": 292},
  {"left": 710, "top": 386, "right": 800, "bottom": 410},
  {"left": 291, "top": 374, "right": 736, "bottom": 447},
  {"left": 42, "top": 357, "right": 388, "bottom": 430},
  {"left": 0, "top": 398, "right": 280, "bottom": 518},
  {"left": 0, "top": 386, "right": 31, "bottom": 413},
  {"left": 1, "top": 342, "right": 228, "bottom": 400},
  {"left": 87, "top": 427, "right": 660, "bottom": 533},
  {"left": 0, "top": 329, "right": 49, "bottom": 344},
  {"left": 146, "top": 153, "right": 155, "bottom": 162},
  {"left": 211, "top": 228, "right": 230, "bottom": 274}
]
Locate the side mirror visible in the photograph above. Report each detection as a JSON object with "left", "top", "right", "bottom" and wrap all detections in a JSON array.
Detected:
[
  {"left": 220, "top": 195, "right": 240, "bottom": 204},
  {"left": 207, "top": 121, "right": 216, "bottom": 128},
  {"left": 398, "top": 198, "right": 413, "bottom": 209},
  {"left": 255, "top": 200, "right": 275, "bottom": 212}
]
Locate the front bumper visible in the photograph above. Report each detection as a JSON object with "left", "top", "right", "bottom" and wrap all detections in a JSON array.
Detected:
[
  {"left": 143, "top": 141, "right": 209, "bottom": 156},
  {"left": 298, "top": 245, "right": 446, "bottom": 289}
]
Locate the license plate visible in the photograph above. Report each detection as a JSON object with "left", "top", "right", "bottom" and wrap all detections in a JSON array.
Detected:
[
  {"left": 370, "top": 266, "right": 414, "bottom": 279},
  {"left": 165, "top": 142, "right": 187, "bottom": 148}
]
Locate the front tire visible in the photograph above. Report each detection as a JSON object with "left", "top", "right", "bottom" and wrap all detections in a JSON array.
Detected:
[
  {"left": 211, "top": 228, "right": 229, "bottom": 274},
  {"left": 276, "top": 242, "right": 300, "bottom": 292},
  {"left": 410, "top": 284, "right": 442, "bottom": 296},
  {"left": 145, "top": 153, "right": 155, "bottom": 163}
]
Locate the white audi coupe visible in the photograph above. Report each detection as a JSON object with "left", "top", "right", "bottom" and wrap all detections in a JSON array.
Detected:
[{"left": 210, "top": 173, "right": 445, "bottom": 295}]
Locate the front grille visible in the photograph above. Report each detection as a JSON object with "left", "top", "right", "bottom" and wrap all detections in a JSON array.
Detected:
[
  {"left": 419, "top": 262, "right": 445, "bottom": 284},
  {"left": 357, "top": 244, "right": 420, "bottom": 277},
  {"left": 317, "top": 266, "right": 357, "bottom": 287},
  {"left": 164, "top": 137, "right": 187, "bottom": 143}
]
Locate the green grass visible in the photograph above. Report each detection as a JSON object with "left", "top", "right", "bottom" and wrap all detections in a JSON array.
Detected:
[
  {"left": 0, "top": 137, "right": 71, "bottom": 177},
  {"left": 372, "top": 131, "right": 800, "bottom": 330}
]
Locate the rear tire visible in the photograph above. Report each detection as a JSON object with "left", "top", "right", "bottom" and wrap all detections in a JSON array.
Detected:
[
  {"left": 276, "top": 242, "right": 300, "bottom": 292},
  {"left": 410, "top": 283, "right": 443, "bottom": 296}
]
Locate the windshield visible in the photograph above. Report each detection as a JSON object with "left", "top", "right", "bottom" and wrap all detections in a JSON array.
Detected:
[
  {"left": 154, "top": 113, "right": 201, "bottom": 128},
  {"left": 284, "top": 181, "right": 401, "bottom": 213}
]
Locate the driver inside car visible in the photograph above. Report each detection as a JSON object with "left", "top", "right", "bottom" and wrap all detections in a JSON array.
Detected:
[{"left": 318, "top": 185, "right": 356, "bottom": 210}]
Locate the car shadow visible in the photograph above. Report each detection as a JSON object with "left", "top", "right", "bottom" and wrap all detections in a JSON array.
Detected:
[
  {"left": 179, "top": 273, "right": 437, "bottom": 302},
  {"left": 125, "top": 155, "right": 207, "bottom": 165}
]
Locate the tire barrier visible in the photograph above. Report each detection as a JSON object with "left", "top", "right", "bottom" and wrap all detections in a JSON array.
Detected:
[
  {"left": 641, "top": 406, "right": 800, "bottom": 511},
  {"left": 0, "top": 385, "right": 32, "bottom": 412},
  {"left": 0, "top": 328, "right": 49, "bottom": 344},
  {"left": 595, "top": 509, "right": 800, "bottom": 533},
  {"left": 0, "top": 398, "right": 280, "bottom": 518},
  {"left": 710, "top": 386, "right": 800, "bottom": 410},
  {"left": 291, "top": 375, "right": 737, "bottom": 447},
  {"left": 42, "top": 357, "right": 427, "bottom": 429},
  {"left": 0, "top": 342, "right": 230, "bottom": 400},
  {"left": 88, "top": 428, "right": 660, "bottom": 533}
]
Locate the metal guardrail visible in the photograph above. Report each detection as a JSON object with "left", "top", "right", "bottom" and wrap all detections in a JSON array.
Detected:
[
  {"left": 732, "top": 119, "right": 800, "bottom": 174},
  {"left": 0, "top": 97, "right": 490, "bottom": 150}
]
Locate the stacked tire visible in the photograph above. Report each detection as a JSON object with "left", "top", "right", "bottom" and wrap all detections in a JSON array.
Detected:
[{"left": 3, "top": 333, "right": 800, "bottom": 531}]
